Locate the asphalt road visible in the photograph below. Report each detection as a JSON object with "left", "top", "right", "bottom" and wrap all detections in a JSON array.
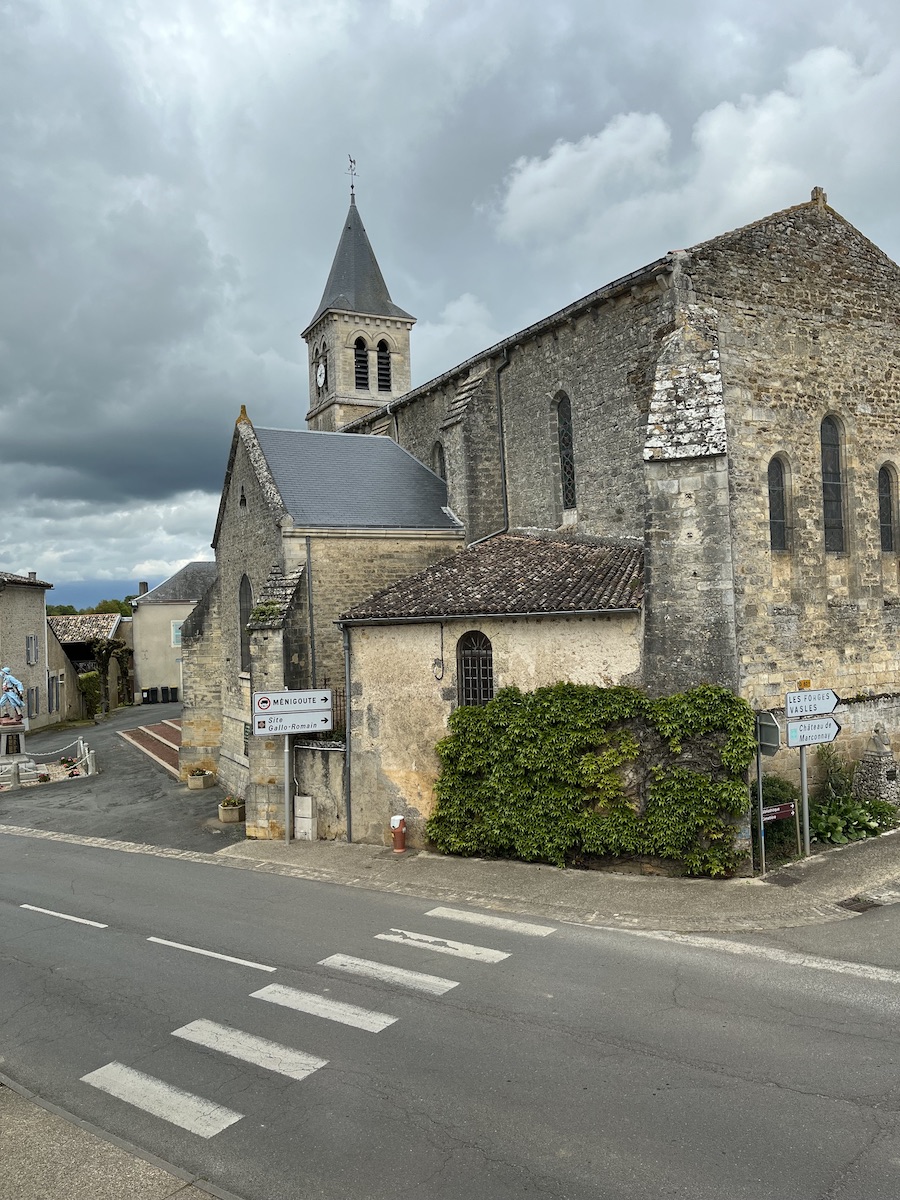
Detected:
[
  {"left": 4, "top": 832, "right": 900, "bottom": 1199},
  {"left": 0, "top": 705, "right": 244, "bottom": 852}
]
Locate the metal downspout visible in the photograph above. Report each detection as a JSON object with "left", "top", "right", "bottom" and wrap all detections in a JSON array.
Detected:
[
  {"left": 342, "top": 623, "right": 353, "bottom": 843},
  {"left": 305, "top": 536, "right": 317, "bottom": 684}
]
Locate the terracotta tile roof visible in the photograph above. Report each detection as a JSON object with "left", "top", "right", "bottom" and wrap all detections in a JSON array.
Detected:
[
  {"left": 340, "top": 534, "right": 643, "bottom": 622},
  {"left": 48, "top": 613, "right": 121, "bottom": 643}
]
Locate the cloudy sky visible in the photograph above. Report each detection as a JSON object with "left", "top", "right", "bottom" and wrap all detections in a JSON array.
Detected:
[{"left": 2, "top": 0, "right": 899, "bottom": 600}]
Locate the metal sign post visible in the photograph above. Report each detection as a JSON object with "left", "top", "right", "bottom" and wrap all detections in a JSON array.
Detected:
[
  {"left": 251, "top": 690, "right": 333, "bottom": 845},
  {"left": 784, "top": 684, "right": 842, "bottom": 858},
  {"left": 754, "top": 712, "right": 781, "bottom": 876}
]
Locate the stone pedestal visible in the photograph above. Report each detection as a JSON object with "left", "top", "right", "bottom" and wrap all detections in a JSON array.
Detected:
[{"left": 852, "top": 752, "right": 900, "bottom": 806}]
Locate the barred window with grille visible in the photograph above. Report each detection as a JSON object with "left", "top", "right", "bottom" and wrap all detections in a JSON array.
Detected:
[
  {"left": 457, "top": 631, "right": 494, "bottom": 707},
  {"left": 354, "top": 338, "right": 369, "bottom": 390},
  {"left": 376, "top": 341, "right": 391, "bottom": 391},
  {"left": 556, "top": 392, "right": 576, "bottom": 511}
]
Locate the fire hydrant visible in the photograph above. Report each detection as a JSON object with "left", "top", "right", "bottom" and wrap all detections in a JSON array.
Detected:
[{"left": 390, "top": 814, "right": 406, "bottom": 853}]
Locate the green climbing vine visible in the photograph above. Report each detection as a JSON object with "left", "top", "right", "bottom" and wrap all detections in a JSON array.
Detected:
[{"left": 426, "top": 682, "right": 756, "bottom": 877}]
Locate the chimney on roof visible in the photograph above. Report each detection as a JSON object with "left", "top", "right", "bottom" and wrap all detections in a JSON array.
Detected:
[
  {"left": 28, "top": 571, "right": 36, "bottom": 581},
  {"left": 139, "top": 581, "right": 149, "bottom": 595},
  {"left": 811, "top": 186, "right": 827, "bottom": 210}
]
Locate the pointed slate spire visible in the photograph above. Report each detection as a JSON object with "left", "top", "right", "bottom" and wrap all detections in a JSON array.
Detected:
[{"left": 304, "top": 196, "right": 414, "bottom": 331}]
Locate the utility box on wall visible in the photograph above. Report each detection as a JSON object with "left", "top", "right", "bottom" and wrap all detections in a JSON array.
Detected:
[{"left": 293, "top": 793, "right": 315, "bottom": 841}]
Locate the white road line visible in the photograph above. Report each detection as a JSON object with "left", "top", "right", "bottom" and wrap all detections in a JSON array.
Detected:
[
  {"left": 251, "top": 984, "right": 397, "bottom": 1032},
  {"left": 320, "top": 953, "right": 459, "bottom": 995},
  {"left": 172, "top": 1019, "right": 327, "bottom": 1081},
  {"left": 425, "top": 906, "right": 556, "bottom": 937},
  {"left": 147, "top": 936, "right": 276, "bottom": 972},
  {"left": 80, "top": 1062, "right": 242, "bottom": 1138},
  {"left": 619, "top": 929, "right": 900, "bottom": 986},
  {"left": 375, "top": 928, "right": 509, "bottom": 963},
  {"left": 20, "top": 904, "right": 107, "bottom": 928}
]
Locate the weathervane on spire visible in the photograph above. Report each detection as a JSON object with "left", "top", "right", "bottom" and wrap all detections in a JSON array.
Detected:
[{"left": 347, "top": 155, "right": 358, "bottom": 198}]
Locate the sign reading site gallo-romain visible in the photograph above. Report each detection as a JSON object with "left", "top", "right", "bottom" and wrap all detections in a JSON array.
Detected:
[{"left": 252, "top": 690, "right": 332, "bottom": 736}]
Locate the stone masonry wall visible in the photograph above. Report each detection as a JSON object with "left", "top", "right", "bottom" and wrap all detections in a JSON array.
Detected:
[
  {"left": 687, "top": 198, "right": 900, "bottom": 707},
  {"left": 355, "top": 274, "right": 676, "bottom": 544},
  {"left": 292, "top": 531, "right": 464, "bottom": 689},
  {"left": 179, "top": 581, "right": 223, "bottom": 777}
]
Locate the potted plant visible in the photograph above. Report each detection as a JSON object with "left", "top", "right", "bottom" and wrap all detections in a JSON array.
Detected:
[
  {"left": 218, "top": 795, "right": 245, "bottom": 823},
  {"left": 187, "top": 767, "right": 216, "bottom": 790}
]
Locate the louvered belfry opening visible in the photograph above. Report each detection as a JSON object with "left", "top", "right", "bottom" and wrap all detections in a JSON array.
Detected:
[
  {"left": 377, "top": 340, "right": 391, "bottom": 391},
  {"left": 354, "top": 338, "right": 369, "bottom": 390}
]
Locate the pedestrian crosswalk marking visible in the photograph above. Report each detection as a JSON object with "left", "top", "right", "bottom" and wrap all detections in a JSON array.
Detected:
[
  {"left": 80, "top": 1062, "right": 242, "bottom": 1138},
  {"left": 320, "top": 953, "right": 459, "bottom": 995},
  {"left": 375, "top": 928, "right": 509, "bottom": 963},
  {"left": 172, "top": 1019, "right": 327, "bottom": 1081},
  {"left": 251, "top": 984, "right": 397, "bottom": 1032},
  {"left": 425, "top": 906, "right": 555, "bottom": 937}
]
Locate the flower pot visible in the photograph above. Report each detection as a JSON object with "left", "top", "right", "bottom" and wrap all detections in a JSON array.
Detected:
[
  {"left": 188, "top": 774, "right": 215, "bottom": 790},
  {"left": 218, "top": 802, "right": 245, "bottom": 823}
]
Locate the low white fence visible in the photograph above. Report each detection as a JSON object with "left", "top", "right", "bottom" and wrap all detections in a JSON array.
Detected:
[{"left": 0, "top": 736, "right": 96, "bottom": 788}]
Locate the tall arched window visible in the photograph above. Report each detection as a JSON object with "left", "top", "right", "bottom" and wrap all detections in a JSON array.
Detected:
[
  {"left": 556, "top": 392, "right": 576, "bottom": 511},
  {"left": 239, "top": 575, "right": 253, "bottom": 673},
  {"left": 457, "top": 631, "right": 494, "bottom": 707},
  {"left": 354, "top": 338, "right": 369, "bottom": 390},
  {"left": 377, "top": 340, "right": 391, "bottom": 392},
  {"left": 767, "top": 457, "right": 788, "bottom": 551},
  {"left": 879, "top": 465, "right": 896, "bottom": 552},
  {"left": 432, "top": 441, "right": 446, "bottom": 480},
  {"left": 821, "top": 416, "right": 845, "bottom": 552}
]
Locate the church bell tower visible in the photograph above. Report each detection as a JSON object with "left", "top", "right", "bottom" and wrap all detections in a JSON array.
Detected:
[{"left": 303, "top": 182, "right": 415, "bottom": 432}]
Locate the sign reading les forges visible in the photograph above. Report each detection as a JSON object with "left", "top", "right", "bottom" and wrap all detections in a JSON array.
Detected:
[{"left": 785, "top": 689, "right": 840, "bottom": 718}]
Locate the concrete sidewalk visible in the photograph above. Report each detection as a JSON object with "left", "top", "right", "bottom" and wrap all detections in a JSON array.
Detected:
[{"left": 0, "top": 1081, "right": 227, "bottom": 1200}]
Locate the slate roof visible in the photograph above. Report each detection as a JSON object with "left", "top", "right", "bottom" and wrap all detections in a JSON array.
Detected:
[
  {"left": 340, "top": 534, "right": 644, "bottom": 622},
  {"left": 133, "top": 561, "right": 217, "bottom": 606},
  {"left": 304, "top": 197, "right": 414, "bottom": 331},
  {"left": 253, "top": 427, "right": 462, "bottom": 531},
  {"left": 48, "top": 613, "right": 121, "bottom": 643},
  {"left": 0, "top": 571, "right": 52, "bottom": 589}
]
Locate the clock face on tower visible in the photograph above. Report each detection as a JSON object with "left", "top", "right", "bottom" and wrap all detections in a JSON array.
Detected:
[{"left": 316, "top": 361, "right": 326, "bottom": 389}]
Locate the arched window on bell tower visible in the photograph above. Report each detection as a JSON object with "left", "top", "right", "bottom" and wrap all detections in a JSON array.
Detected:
[
  {"left": 354, "top": 338, "right": 369, "bottom": 390},
  {"left": 377, "top": 340, "right": 391, "bottom": 392}
]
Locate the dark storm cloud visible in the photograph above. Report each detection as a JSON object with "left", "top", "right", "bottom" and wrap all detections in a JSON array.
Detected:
[{"left": 2, "top": 0, "right": 899, "bottom": 580}]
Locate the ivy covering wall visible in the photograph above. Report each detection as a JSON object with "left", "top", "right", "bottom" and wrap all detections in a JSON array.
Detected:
[{"left": 426, "top": 683, "right": 757, "bottom": 876}]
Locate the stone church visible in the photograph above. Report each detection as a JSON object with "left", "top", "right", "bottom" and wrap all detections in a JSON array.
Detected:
[{"left": 180, "top": 186, "right": 900, "bottom": 845}]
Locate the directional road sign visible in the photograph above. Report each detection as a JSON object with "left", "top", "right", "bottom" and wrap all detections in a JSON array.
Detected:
[
  {"left": 786, "top": 716, "right": 841, "bottom": 748},
  {"left": 762, "top": 802, "right": 796, "bottom": 823},
  {"left": 785, "top": 689, "right": 840, "bottom": 719},
  {"left": 253, "top": 690, "right": 332, "bottom": 716},
  {"left": 254, "top": 711, "right": 333, "bottom": 736}
]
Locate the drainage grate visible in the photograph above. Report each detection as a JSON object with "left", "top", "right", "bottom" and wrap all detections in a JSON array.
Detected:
[{"left": 836, "top": 895, "right": 883, "bottom": 913}]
